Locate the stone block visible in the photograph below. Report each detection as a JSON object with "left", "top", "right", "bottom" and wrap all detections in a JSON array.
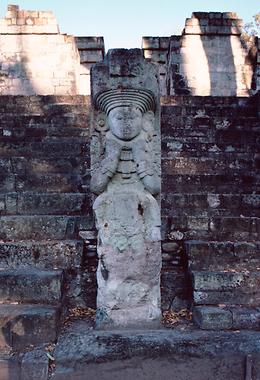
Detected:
[
  {"left": 75, "top": 36, "right": 104, "bottom": 50},
  {"left": 0, "top": 304, "right": 59, "bottom": 350},
  {"left": 5, "top": 193, "right": 17, "bottom": 214},
  {"left": 193, "top": 306, "right": 232, "bottom": 330},
  {"left": 0, "top": 269, "right": 63, "bottom": 304},
  {"left": 192, "top": 271, "right": 247, "bottom": 291},
  {"left": 0, "top": 240, "right": 83, "bottom": 270},
  {"left": 231, "top": 307, "right": 260, "bottom": 330},
  {"left": 0, "top": 356, "right": 20, "bottom": 380},
  {"left": 159, "top": 37, "right": 170, "bottom": 49},
  {"left": 185, "top": 18, "right": 200, "bottom": 26},
  {"left": 194, "top": 290, "right": 260, "bottom": 306},
  {"left": 209, "top": 12, "right": 222, "bottom": 19},
  {"left": 162, "top": 242, "right": 179, "bottom": 253},
  {"left": 209, "top": 216, "right": 252, "bottom": 240},
  {"left": 187, "top": 217, "right": 209, "bottom": 231},
  {"left": 222, "top": 12, "right": 239, "bottom": 19},
  {"left": 142, "top": 37, "right": 160, "bottom": 49},
  {"left": 185, "top": 241, "right": 260, "bottom": 271},
  {"left": 16, "top": 173, "right": 80, "bottom": 193},
  {"left": 184, "top": 26, "right": 205, "bottom": 34},
  {"left": 0, "top": 215, "right": 92, "bottom": 241},
  {"left": 192, "top": 12, "right": 210, "bottom": 19},
  {"left": 79, "top": 50, "right": 103, "bottom": 63},
  {"left": 21, "top": 349, "right": 49, "bottom": 380},
  {"left": 16, "top": 17, "right": 25, "bottom": 25},
  {"left": 17, "top": 192, "right": 88, "bottom": 215},
  {"left": 145, "top": 50, "right": 168, "bottom": 63}
]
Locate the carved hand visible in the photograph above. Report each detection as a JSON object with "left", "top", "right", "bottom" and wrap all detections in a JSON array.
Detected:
[
  {"left": 90, "top": 137, "right": 122, "bottom": 194},
  {"left": 132, "top": 138, "right": 160, "bottom": 195}
]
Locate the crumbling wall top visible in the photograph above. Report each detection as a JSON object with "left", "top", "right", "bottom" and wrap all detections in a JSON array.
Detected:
[{"left": 0, "top": 4, "right": 59, "bottom": 34}]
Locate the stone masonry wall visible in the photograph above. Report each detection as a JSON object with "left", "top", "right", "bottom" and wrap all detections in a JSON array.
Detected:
[
  {"left": 1, "top": 93, "right": 258, "bottom": 313},
  {"left": 142, "top": 37, "right": 170, "bottom": 96},
  {"left": 0, "top": 5, "right": 105, "bottom": 96},
  {"left": 160, "top": 94, "right": 259, "bottom": 313},
  {"left": 75, "top": 37, "right": 105, "bottom": 95},
  {"left": 0, "top": 5, "right": 81, "bottom": 95},
  {"left": 145, "top": 12, "right": 258, "bottom": 96},
  {"left": 0, "top": 95, "right": 96, "bottom": 307}
]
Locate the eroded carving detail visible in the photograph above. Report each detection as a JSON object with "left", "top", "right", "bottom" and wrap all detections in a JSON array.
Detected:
[{"left": 91, "top": 50, "right": 161, "bottom": 328}]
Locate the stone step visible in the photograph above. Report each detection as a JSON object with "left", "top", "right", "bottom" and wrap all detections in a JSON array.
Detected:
[
  {"left": 0, "top": 353, "right": 20, "bottom": 380},
  {"left": 162, "top": 141, "right": 258, "bottom": 157},
  {"left": 164, "top": 215, "right": 259, "bottom": 241},
  {"left": 163, "top": 193, "right": 260, "bottom": 211},
  {"left": 161, "top": 115, "right": 259, "bottom": 132},
  {"left": 185, "top": 240, "right": 260, "bottom": 271},
  {"left": 51, "top": 326, "right": 260, "bottom": 380},
  {"left": 0, "top": 304, "right": 59, "bottom": 350},
  {"left": 0, "top": 269, "right": 63, "bottom": 304},
  {"left": 0, "top": 126, "right": 89, "bottom": 141},
  {"left": 162, "top": 173, "right": 259, "bottom": 194},
  {"left": 161, "top": 94, "right": 256, "bottom": 107},
  {"left": 1, "top": 157, "right": 87, "bottom": 175},
  {"left": 0, "top": 139, "right": 87, "bottom": 159},
  {"left": 0, "top": 215, "right": 93, "bottom": 241},
  {"left": 0, "top": 348, "right": 50, "bottom": 380},
  {"left": 0, "top": 113, "right": 90, "bottom": 129},
  {"left": 162, "top": 106, "right": 257, "bottom": 120},
  {"left": 193, "top": 306, "right": 260, "bottom": 330},
  {"left": 0, "top": 192, "right": 89, "bottom": 216},
  {"left": 15, "top": 173, "right": 83, "bottom": 193},
  {"left": 0, "top": 240, "right": 83, "bottom": 270},
  {"left": 0, "top": 174, "right": 84, "bottom": 193},
  {"left": 0, "top": 95, "right": 89, "bottom": 112},
  {"left": 162, "top": 157, "right": 256, "bottom": 176},
  {"left": 192, "top": 271, "right": 260, "bottom": 306}
]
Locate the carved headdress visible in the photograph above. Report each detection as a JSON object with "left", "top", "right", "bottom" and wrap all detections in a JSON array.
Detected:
[
  {"left": 94, "top": 88, "right": 156, "bottom": 115},
  {"left": 91, "top": 49, "right": 160, "bottom": 121}
]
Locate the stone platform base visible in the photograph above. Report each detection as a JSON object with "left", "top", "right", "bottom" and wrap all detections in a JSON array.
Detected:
[
  {"left": 2, "top": 320, "right": 260, "bottom": 379},
  {"left": 46, "top": 320, "right": 260, "bottom": 380}
]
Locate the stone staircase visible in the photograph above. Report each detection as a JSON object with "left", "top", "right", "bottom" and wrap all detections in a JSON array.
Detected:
[
  {"left": 187, "top": 241, "right": 260, "bottom": 330},
  {"left": 0, "top": 268, "right": 63, "bottom": 350},
  {"left": 0, "top": 95, "right": 92, "bottom": 362},
  {"left": 161, "top": 95, "right": 260, "bottom": 329}
]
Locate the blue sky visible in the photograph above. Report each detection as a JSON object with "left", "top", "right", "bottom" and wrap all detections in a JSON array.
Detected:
[{"left": 0, "top": 1, "right": 259, "bottom": 49}]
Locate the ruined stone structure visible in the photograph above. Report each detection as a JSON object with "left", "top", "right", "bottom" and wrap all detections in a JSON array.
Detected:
[
  {"left": 0, "top": 5, "right": 259, "bottom": 380},
  {"left": 0, "top": 5, "right": 104, "bottom": 95}
]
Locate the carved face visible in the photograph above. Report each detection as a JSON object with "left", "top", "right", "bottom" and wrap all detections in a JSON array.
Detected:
[{"left": 107, "top": 106, "right": 142, "bottom": 141}]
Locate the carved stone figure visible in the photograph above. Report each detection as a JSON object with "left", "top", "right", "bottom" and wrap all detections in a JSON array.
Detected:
[{"left": 90, "top": 50, "right": 161, "bottom": 328}]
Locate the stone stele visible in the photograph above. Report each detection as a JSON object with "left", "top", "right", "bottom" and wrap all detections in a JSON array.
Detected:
[{"left": 90, "top": 49, "right": 161, "bottom": 328}]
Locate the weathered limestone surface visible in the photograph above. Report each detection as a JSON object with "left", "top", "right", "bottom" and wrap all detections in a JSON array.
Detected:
[
  {"left": 0, "top": 5, "right": 81, "bottom": 95},
  {"left": 75, "top": 37, "right": 105, "bottom": 95},
  {"left": 50, "top": 323, "right": 260, "bottom": 380},
  {"left": 0, "top": 5, "right": 105, "bottom": 96},
  {"left": 90, "top": 49, "right": 162, "bottom": 328},
  {"left": 0, "top": 95, "right": 92, "bottom": 310},
  {"left": 142, "top": 37, "right": 170, "bottom": 96},
  {"left": 160, "top": 94, "right": 260, "bottom": 329},
  {"left": 145, "top": 12, "right": 258, "bottom": 96}
]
